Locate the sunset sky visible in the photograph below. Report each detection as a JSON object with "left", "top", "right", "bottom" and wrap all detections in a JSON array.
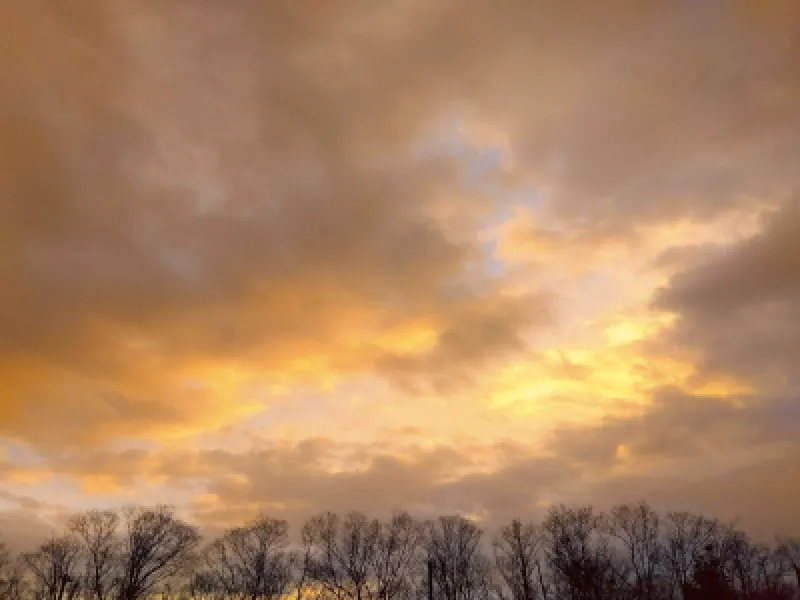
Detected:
[{"left": 1, "top": 0, "right": 799, "bottom": 550}]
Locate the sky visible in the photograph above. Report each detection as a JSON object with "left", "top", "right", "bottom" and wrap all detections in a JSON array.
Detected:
[{"left": 1, "top": 0, "right": 799, "bottom": 551}]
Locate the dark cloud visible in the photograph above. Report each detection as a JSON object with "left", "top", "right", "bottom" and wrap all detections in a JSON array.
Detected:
[
  {"left": 657, "top": 201, "right": 800, "bottom": 313},
  {"left": 548, "top": 387, "right": 800, "bottom": 467},
  {"left": 650, "top": 243, "right": 729, "bottom": 276},
  {"left": 463, "top": 1, "right": 800, "bottom": 231},
  {"left": 0, "top": 0, "right": 548, "bottom": 448},
  {"left": 376, "top": 292, "right": 554, "bottom": 393},
  {"left": 655, "top": 199, "right": 800, "bottom": 387}
]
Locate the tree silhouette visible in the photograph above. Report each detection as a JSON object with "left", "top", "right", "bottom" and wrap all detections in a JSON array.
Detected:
[
  {"left": 603, "top": 502, "right": 666, "bottom": 600},
  {"left": 22, "top": 535, "right": 82, "bottom": 600},
  {"left": 68, "top": 509, "right": 120, "bottom": 600},
  {"left": 0, "top": 502, "right": 798, "bottom": 600},
  {"left": 493, "top": 519, "right": 548, "bottom": 600},
  {"left": 114, "top": 505, "right": 200, "bottom": 600},
  {"left": 542, "top": 505, "right": 621, "bottom": 600},
  {"left": 426, "top": 516, "right": 492, "bottom": 600},
  {"left": 681, "top": 544, "right": 735, "bottom": 600},
  {"left": 203, "top": 514, "right": 293, "bottom": 600}
]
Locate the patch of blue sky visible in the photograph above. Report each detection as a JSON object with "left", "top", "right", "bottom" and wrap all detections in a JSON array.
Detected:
[
  {"left": 412, "top": 113, "right": 511, "bottom": 196},
  {"left": 413, "top": 113, "right": 549, "bottom": 281}
]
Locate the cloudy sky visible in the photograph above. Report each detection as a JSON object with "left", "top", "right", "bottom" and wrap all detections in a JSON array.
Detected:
[{"left": 1, "top": 0, "right": 799, "bottom": 550}]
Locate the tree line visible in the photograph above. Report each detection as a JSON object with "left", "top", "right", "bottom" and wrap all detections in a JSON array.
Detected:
[{"left": 1, "top": 502, "right": 798, "bottom": 600}]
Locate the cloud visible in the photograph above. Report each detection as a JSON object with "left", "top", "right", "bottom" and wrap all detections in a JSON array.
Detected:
[
  {"left": 8, "top": 385, "right": 791, "bottom": 545},
  {"left": 455, "top": 1, "right": 800, "bottom": 232},
  {"left": 0, "top": 509, "right": 59, "bottom": 554},
  {"left": 185, "top": 388, "right": 798, "bottom": 536},
  {"left": 1, "top": 0, "right": 799, "bottom": 544},
  {"left": 0, "top": 0, "right": 550, "bottom": 449},
  {"left": 654, "top": 199, "right": 800, "bottom": 389},
  {"left": 376, "top": 291, "right": 554, "bottom": 393},
  {"left": 546, "top": 387, "right": 799, "bottom": 469},
  {"left": 0, "top": 490, "right": 45, "bottom": 512}
]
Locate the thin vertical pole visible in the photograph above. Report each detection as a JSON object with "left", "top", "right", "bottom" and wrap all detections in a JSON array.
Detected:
[{"left": 428, "top": 558, "right": 434, "bottom": 600}]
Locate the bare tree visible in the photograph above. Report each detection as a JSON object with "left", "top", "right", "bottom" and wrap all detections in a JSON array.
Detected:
[
  {"left": 541, "top": 505, "right": 621, "bottom": 600},
  {"left": 303, "top": 511, "right": 382, "bottom": 600},
  {"left": 426, "top": 516, "right": 491, "bottom": 600},
  {"left": 113, "top": 505, "right": 201, "bottom": 600},
  {"left": 187, "top": 568, "right": 217, "bottom": 598},
  {"left": 0, "top": 537, "right": 10, "bottom": 595},
  {"left": 23, "top": 534, "right": 83, "bottom": 600},
  {"left": 374, "top": 511, "right": 425, "bottom": 600},
  {"left": 744, "top": 542, "right": 792, "bottom": 599},
  {"left": 604, "top": 502, "right": 666, "bottom": 600},
  {"left": 775, "top": 538, "right": 800, "bottom": 588},
  {"left": 0, "top": 557, "right": 28, "bottom": 600},
  {"left": 662, "top": 511, "right": 726, "bottom": 597},
  {"left": 204, "top": 514, "right": 293, "bottom": 600},
  {"left": 0, "top": 537, "right": 8, "bottom": 573},
  {"left": 0, "top": 538, "right": 20, "bottom": 600},
  {"left": 301, "top": 511, "right": 423, "bottom": 600},
  {"left": 68, "top": 509, "right": 120, "bottom": 600},
  {"left": 3, "top": 502, "right": 800, "bottom": 600},
  {"left": 289, "top": 526, "right": 315, "bottom": 600},
  {"left": 682, "top": 542, "right": 737, "bottom": 600},
  {"left": 493, "top": 519, "right": 548, "bottom": 600},
  {"left": 715, "top": 528, "right": 781, "bottom": 598},
  {"left": 178, "top": 549, "right": 216, "bottom": 599},
  {"left": 204, "top": 535, "right": 238, "bottom": 597}
]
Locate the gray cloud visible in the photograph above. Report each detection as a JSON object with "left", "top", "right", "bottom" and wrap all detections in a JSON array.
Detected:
[
  {"left": 0, "top": 1, "right": 550, "bottom": 448},
  {"left": 0, "top": 509, "right": 59, "bottom": 554},
  {"left": 655, "top": 199, "right": 800, "bottom": 388}
]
